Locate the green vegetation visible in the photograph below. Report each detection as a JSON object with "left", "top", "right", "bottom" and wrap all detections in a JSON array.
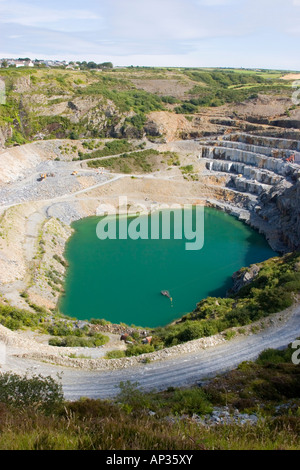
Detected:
[
  {"left": 77, "top": 76, "right": 164, "bottom": 114},
  {"left": 0, "top": 372, "right": 63, "bottom": 414},
  {"left": 186, "top": 70, "right": 266, "bottom": 87},
  {"left": 0, "top": 343, "right": 299, "bottom": 449},
  {"left": 204, "top": 342, "right": 300, "bottom": 412},
  {"left": 105, "top": 350, "right": 126, "bottom": 359},
  {"left": 0, "top": 66, "right": 293, "bottom": 146},
  {"left": 180, "top": 164, "right": 194, "bottom": 174},
  {"left": 78, "top": 139, "right": 133, "bottom": 160},
  {"left": 125, "top": 343, "right": 155, "bottom": 356},
  {"left": 48, "top": 332, "right": 109, "bottom": 348},
  {"left": 173, "top": 70, "right": 291, "bottom": 112},
  {"left": 0, "top": 301, "right": 108, "bottom": 348},
  {"left": 0, "top": 303, "right": 46, "bottom": 330},
  {"left": 166, "top": 153, "right": 181, "bottom": 166},
  {"left": 87, "top": 148, "right": 160, "bottom": 173}
]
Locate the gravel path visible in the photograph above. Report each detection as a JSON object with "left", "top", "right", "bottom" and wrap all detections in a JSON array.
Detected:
[
  {"left": 2, "top": 303, "right": 300, "bottom": 400},
  {"left": 63, "top": 303, "right": 300, "bottom": 399}
]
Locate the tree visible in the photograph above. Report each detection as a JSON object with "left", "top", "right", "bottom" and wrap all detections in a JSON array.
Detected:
[
  {"left": 87, "top": 61, "right": 97, "bottom": 69},
  {"left": 1, "top": 60, "right": 8, "bottom": 68},
  {"left": 100, "top": 62, "right": 113, "bottom": 69},
  {"left": 0, "top": 372, "right": 64, "bottom": 413}
]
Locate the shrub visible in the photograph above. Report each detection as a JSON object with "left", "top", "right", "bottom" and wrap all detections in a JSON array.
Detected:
[
  {"left": 69, "top": 131, "right": 79, "bottom": 140},
  {"left": 90, "top": 318, "right": 111, "bottom": 326},
  {"left": 125, "top": 344, "right": 155, "bottom": 357},
  {"left": 0, "top": 372, "right": 63, "bottom": 413},
  {"left": 105, "top": 350, "right": 126, "bottom": 359},
  {"left": 224, "top": 330, "right": 237, "bottom": 340},
  {"left": 171, "top": 388, "right": 213, "bottom": 416},
  {"left": 80, "top": 139, "right": 133, "bottom": 160},
  {"left": 180, "top": 165, "right": 194, "bottom": 174},
  {"left": 48, "top": 333, "right": 109, "bottom": 348},
  {"left": 256, "top": 346, "right": 294, "bottom": 365},
  {"left": 0, "top": 303, "right": 45, "bottom": 330}
]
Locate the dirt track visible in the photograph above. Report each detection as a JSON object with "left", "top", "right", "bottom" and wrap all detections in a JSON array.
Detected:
[{"left": 1, "top": 302, "right": 299, "bottom": 400}]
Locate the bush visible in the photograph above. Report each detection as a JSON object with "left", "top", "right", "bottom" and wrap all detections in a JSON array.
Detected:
[
  {"left": 257, "top": 288, "right": 293, "bottom": 313},
  {"left": 180, "top": 165, "right": 194, "bottom": 174},
  {"left": 125, "top": 344, "right": 155, "bottom": 357},
  {"left": 48, "top": 333, "right": 109, "bottom": 348},
  {"left": 69, "top": 131, "right": 79, "bottom": 140},
  {"left": 224, "top": 330, "right": 237, "bottom": 340},
  {"left": 105, "top": 350, "right": 126, "bottom": 359},
  {"left": 256, "top": 346, "right": 294, "bottom": 365},
  {"left": 0, "top": 373, "right": 63, "bottom": 413},
  {"left": 0, "top": 303, "right": 44, "bottom": 330},
  {"left": 90, "top": 318, "right": 111, "bottom": 326},
  {"left": 171, "top": 388, "right": 213, "bottom": 416},
  {"left": 80, "top": 139, "right": 133, "bottom": 160}
]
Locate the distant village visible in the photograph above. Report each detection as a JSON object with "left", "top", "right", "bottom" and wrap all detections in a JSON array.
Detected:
[{"left": 0, "top": 58, "right": 114, "bottom": 70}]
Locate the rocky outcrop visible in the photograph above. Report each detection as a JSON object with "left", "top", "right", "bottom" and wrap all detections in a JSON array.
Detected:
[
  {"left": 200, "top": 133, "right": 300, "bottom": 253},
  {"left": 144, "top": 119, "right": 164, "bottom": 137},
  {"left": 259, "top": 178, "right": 300, "bottom": 251},
  {"left": 230, "top": 264, "right": 261, "bottom": 294},
  {"left": 0, "top": 125, "right": 13, "bottom": 149}
]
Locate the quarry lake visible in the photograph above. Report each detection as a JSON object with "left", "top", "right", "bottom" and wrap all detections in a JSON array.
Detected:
[{"left": 59, "top": 207, "right": 276, "bottom": 328}]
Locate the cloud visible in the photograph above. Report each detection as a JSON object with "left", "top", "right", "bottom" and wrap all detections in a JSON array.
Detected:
[
  {"left": 0, "top": 0, "right": 300, "bottom": 68},
  {"left": 0, "top": 1, "right": 103, "bottom": 30},
  {"left": 196, "top": 0, "right": 239, "bottom": 5}
]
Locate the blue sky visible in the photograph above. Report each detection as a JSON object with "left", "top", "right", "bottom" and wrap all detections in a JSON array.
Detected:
[{"left": 0, "top": 0, "right": 300, "bottom": 69}]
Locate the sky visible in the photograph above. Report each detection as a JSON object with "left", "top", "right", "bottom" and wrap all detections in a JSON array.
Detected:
[{"left": 0, "top": 0, "right": 300, "bottom": 69}]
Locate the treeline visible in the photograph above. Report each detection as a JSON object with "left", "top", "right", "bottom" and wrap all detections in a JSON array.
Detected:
[{"left": 75, "top": 61, "right": 113, "bottom": 70}]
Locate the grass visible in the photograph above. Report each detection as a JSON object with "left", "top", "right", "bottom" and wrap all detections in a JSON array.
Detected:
[
  {"left": 0, "top": 300, "right": 109, "bottom": 349},
  {"left": 48, "top": 333, "right": 109, "bottom": 348},
  {"left": 0, "top": 303, "right": 46, "bottom": 330},
  {"left": 0, "top": 66, "right": 293, "bottom": 146},
  {"left": 87, "top": 149, "right": 163, "bottom": 173},
  {"left": 0, "top": 343, "right": 300, "bottom": 450},
  {"left": 105, "top": 350, "right": 126, "bottom": 359},
  {"left": 78, "top": 139, "right": 133, "bottom": 160}
]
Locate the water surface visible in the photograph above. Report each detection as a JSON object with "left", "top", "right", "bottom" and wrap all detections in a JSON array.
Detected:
[{"left": 59, "top": 207, "right": 276, "bottom": 327}]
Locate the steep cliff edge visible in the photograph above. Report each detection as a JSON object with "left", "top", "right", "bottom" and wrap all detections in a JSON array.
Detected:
[
  {"left": 200, "top": 134, "right": 300, "bottom": 253},
  {"left": 259, "top": 178, "right": 300, "bottom": 251}
]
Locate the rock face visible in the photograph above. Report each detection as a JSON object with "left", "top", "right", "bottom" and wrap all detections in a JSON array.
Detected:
[
  {"left": 190, "top": 407, "right": 259, "bottom": 427},
  {"left": 230, "top": 264, "right": 261, "bottom": 294},
  {"left": 260, "top": 178, "right": 300, "bottom": 251},
  {"left": 0, "top": 125, "right": 13, "bottom": 149},
  {"left": 200, "top": 133, "right": 300, "bottom": 253}
]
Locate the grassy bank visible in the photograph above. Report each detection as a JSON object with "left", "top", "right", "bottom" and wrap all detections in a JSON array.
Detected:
[
  {"left": 0, "top": 302, "right": 109, "bottom": 347},
  {"left": 0, "top": 342, "right": 299, "bottom": 450}
]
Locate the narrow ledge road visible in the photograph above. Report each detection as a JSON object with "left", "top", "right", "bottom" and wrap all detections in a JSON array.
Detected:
[{"left": 57, "top": 304, "right": 300, "bottom": 400}]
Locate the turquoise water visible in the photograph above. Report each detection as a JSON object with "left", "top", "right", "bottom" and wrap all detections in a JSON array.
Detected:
[{"left": 59, "top": 207, "right": 276, "bottom": 328}]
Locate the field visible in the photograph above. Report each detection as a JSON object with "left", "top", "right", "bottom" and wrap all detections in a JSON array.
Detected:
[{"left": 0, "top": 66, "right": 297, "bottom": 147}]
